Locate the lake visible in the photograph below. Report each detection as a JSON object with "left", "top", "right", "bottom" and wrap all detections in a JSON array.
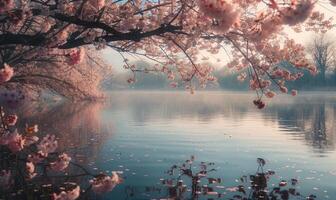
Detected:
[{"left": 20, "top": 91, "right": 336, "bottom": 199}]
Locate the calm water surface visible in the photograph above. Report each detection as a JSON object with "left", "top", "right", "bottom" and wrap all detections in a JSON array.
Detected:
[{"left": 21, "top": 91, "right": 336, "bottom": 199}]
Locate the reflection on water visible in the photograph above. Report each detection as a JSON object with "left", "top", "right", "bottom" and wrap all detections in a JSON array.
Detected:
[
  {"left": 266, "top": 97, "right": 336, "bottom": 153},
  {"left": 17, "top": 101, "right": 110, "bottom": 167},
  {"left": 105, "top": 91, "right": 336, "bottom": 154},
  {"left": 17, "top": 91, "right": 336, "bottom": 199}
]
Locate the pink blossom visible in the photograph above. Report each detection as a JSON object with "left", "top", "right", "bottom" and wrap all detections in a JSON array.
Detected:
[
  {"left": 7, "top": 132, "right": 25, "bottom": 153},
  {"left": 212, "top": 10, "right": 240, "bottom": 33},
  {"left": 0, "top": 63, "right": 14, "bottom": 84},
  {"left": 4, "top": 114, "right": 17, "bottom": 126},
  {"left": 37, "top": 134, "right": 58, "bottom": 155},
  {"left": 24, "top": 135, "right": 39, "bottom": 146},
  {"left": 309, "top": 66, "right": 318, "bottom": 75},
  {"left": 41, "top": 20, "right": 52, "bottom": 33},
  {"left": 198, "top": 0, "right": 235, "bottom": 19},
  {"left": 261, "top": 80, "right": 271, "bottom": 88},
  {"left": 269, "top": 0, "right": 278, "bottom": 9},
  {"left": 237, "top": 73, "right": 247, "bottom": 82},
  {"left": 89, "top": 0, "right": 105, "bottom": 10},
  {"left": 58, "top": 0, "right": 76, "bottom": 14},
  {"left": 198, "top": 0, "right": 240, "bottom": 33},
  {"left": 291, "top": 89, "right": 298, "bottom": 96},
  {"left": 90, "top": 172, "right": 123, "bottom": 194},
  {"left": 279, "top": 180, "right": 287, "bottom": 187},
  {"left": 282, "top": 70, "right": 291, "bottom": 80},
  {"left": 226, "top": 186, "right": 239, "bottom": 192},
  {"left": 249, "top": 79, "right": 260, "bottom": 90},
  {"left": 281, "top": 0, "right": 314, "bottom": 26},
  {"left": 273, "top": 69, "right": 283, "bottom": 77},
  {"left": 26, "top": 162, "right": 37, "bottom": 179},
  {"left": 26, "top": 162, "right": 35, "bottom": 174},
  {"left": 265, "top": 91, "right": 276, "bottom": 98},
  {"left": 249, "top": 15, "right": 283, "bottom": 41},
  {"left": 53, "top": 185, "right": 80, "bottom": 200},
  {"left": 170, "top": 82, "right": 178, "bottom": 88},
  {"left": 127, "top": 78, "right": 135, "bottom": 84},
  {"left": 294, "top": 59, "right": 309, "bottom": 68},
  {"left": 56, "top": 30, "right": 69, "bottom": 43},
  {"left": 67, "top": 48, "right": 85, "bottom": 65},
  {"left": 207, "top": 191, "right": 218, "bottom": 195},
  {"left": 26, "top": 124, "right": 39, "bottom": 134},
  {"left": 280, "top": 86, "right": 288, "bottom": 93},
  {"left": 167, "top": 71, "right": 175, "bottom": 80},
  {"left": 50, "top": 153, "right": 71, "bottom": 171}
]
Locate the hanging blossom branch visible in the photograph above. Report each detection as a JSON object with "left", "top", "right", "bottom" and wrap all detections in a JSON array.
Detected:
[{"left": 0, "top": 0, "right": 335, "bottom": 106}]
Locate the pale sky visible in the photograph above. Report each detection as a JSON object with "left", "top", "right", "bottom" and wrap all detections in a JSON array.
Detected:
[{"left": 100, "top": 2, "right": 336, "bottom": 73}]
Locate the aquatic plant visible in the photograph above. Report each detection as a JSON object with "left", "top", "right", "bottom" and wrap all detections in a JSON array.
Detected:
[
  {"left": 158, "top": 157, "right": 318, "bottom": 200},
  {"left": 157, "top": 155, "right": 221, "bottom": 199},
  {"left": 231, "top": 158, "right": 317, "bottom": 200}
]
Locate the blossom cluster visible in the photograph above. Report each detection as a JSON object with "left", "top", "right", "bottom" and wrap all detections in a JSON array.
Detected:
[
  {"left": 0, "top": 64, "right": 13, "bottom": 84},
  {"left": 67, "top": 48, "right": 86, "bottom": 65},
  {"left": 90, "top": 172, "right": 123, "bottom": 194}
]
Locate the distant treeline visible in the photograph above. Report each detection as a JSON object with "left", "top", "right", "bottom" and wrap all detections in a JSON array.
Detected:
[
  {"left": 217, "top": 70, "right": 336, "bottom": 91},
  {"left": 286, "top": 71, "right": 336, "bottom": 90}
]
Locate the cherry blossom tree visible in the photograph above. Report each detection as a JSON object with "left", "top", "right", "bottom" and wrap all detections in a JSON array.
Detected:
[
  {"left": 0, "top": 0, "right": 335, "bottom": 106},
  {"left": 10, "top": 49, "right": 113, "bottom": 100}
]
